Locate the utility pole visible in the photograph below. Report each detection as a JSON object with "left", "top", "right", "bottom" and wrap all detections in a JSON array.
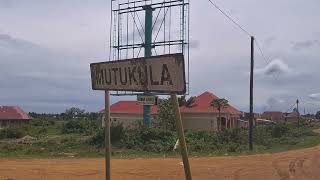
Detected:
[
  {"left": 249, "top": 36, "right": 254, "bottom": 151},
  {"left": 297, "top": 99, "right": 300, "bottom": 127},
  {"left": 143, "top": 5, "right": 153, "bottom": 125}
]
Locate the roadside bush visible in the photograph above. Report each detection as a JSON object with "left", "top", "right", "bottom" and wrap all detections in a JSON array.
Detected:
[
  {"left": 271, "top": 123, "right": 290, "bottom": 138},
  {"left": 185, "top": 131, "right": 220, "bottom": 152},
  {"left": 62, "top": 118, "right": 97, "bottom": 134},
  {"left": 120, "top": 126, "right": 176, "bottom": 152},
  {"left": 90, "top": 123, "right": 126, "bottom": 147},
  {"left": 22, "top": 124, "right": 48, "bottom": 137},
  {"left": 217, "top": 128, "right": 244, "bottom": 144},
  {"left": 0, "top": 128, "right": 25, "bottom": 139},
  {"left": 88, "top": 120, "right": 320, "bottom": 154},
  {"left": 277, "top": 136, "right": 299, "bottom": 145},
  {"left": 253, "top": 126, "right": 272, "bottom": 146},
  {"left": 111, "top": 123, "right": 125, "bottom": 142},
  {"left": 185, "top": 129, "right": 247, "bottom": 153}
]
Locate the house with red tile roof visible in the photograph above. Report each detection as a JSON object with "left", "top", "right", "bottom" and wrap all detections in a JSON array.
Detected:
[
  {"left": 180, "top": 91, "right": 241, "bottom": 131},
  {"left": 0, "top": 106, "right": 32, "bottom": 128},
  {"left": 101, "top": 91, "right": 241, "bottom": 131}
]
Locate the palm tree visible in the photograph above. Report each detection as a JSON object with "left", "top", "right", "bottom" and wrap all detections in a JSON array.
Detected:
[
  {"left": 210, "top": 98, "right": 229, "bottom": 131},
  {"left": 177, "top": 95, "right": 187, "bottom": 106},
  {"left": 185, "top": 96, "right": 196, "bottom": 107}
]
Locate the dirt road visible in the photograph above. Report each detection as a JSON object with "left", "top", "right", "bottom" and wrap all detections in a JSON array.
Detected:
[{"left": 1, "top": 145, "right": 320, "bottom": 180}]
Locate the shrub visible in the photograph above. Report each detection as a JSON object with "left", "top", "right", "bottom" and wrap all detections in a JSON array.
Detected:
[
  {"left": 62, "top": 118, "right": 97, "bottom": 134},
  {"left": 120, "top": 126, "right": 176, "bottom": 152},
  {"left": 29, "top": 118, "right": 54, "bottom": 127},
  {"left": 90, "top": 123, "right": 126, "bottom": 147},
  {"left": 0, "top": 128, "right": 25, "bottom": 139},
  {"left": 185, "top": 131, "right": 219, "bottom": 152},
  {"left": 271, "top": 123, "right": 290, "bottom": 138},
  {"left": 154, "top": 98, "right": 176, "bottom": 131},
  {"left": 253, "top": 126, "right": 272, "bottom": 146},
  {"left": 217, "top": 128, "right": 243, "bottom": 144}
]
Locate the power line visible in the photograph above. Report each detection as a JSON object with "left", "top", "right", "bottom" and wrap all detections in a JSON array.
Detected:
[
  {"left": 206, "top": 0, "right": 274, "bottom": 67},
  {"left": 255, "top": 39, "right": 272, "bottom": 65},
  {"left": 206, "top": 0, "right": 252, "bottom": 37},
  {"left": 284, "top": 102, "right": 297, "bottom": 113}
]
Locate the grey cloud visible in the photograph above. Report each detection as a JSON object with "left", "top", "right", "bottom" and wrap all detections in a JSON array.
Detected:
[
  {"left": 309, "top": 93, "right": 320, "bottom": 100},
  {"left": 264, "top": 36, "right": 276, "bottom": 47},
  {"left": 0, "top": 33, "right": 101, "bottom": 113},
  {"left": 264, "top": 97, "right": 286, "bottom": 111},
  {"left": 291, "top": 40, "right": 320, "bottom": 51},
  {"left": 0, "top": 34, "right": 42, "bottom": 52},
  {"left": 256, "top": 59, "right": 291, "bottom": 76}
]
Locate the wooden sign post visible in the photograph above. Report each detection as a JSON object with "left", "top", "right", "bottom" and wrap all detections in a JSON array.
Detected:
[
  {"left": 90, "top": 53, "right": 192, "bottom": 180},
  {"left": 171, "top": 94, "right": 192, "bottom": 180},
  {"left": 104, "top": 91, "right": 111, "bottom": 180}
]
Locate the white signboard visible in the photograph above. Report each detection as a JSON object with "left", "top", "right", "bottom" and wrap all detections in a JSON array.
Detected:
[
  {"left": 137, "top": 95, "right": 157, "bottom": 105},
  {"left": 90, "top": 54, "right": 186, "bottom": 94}
]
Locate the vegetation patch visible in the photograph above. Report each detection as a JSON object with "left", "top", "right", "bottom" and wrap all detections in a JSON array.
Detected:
[{"left": 1, "top": 107, "right": 320, "bottom": 158}]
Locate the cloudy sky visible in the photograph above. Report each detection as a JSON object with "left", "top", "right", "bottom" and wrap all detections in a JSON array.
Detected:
[{"left": 1, "top": 0, "right": 320, "bottom": 113}]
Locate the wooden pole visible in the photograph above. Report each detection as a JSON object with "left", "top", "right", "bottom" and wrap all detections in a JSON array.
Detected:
[
  {"left": 249, "top": 36, "right": 254, "bottom": 151},
  {"left": 171, "top": 93, "right": 192, "bottom": 180},
  {"left": 297, "top": 99, "right": 300, "bottom": 128},
  {"left": 105, "top": 91, "right": 111, "bottom": 180}
]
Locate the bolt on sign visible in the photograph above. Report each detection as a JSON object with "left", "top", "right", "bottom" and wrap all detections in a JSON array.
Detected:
[
  {"left": 90, "top": 53, "right": 186, "bottom": 94},
  {"left": 137, "top": 95, "right": 157, "bottom": 105}
]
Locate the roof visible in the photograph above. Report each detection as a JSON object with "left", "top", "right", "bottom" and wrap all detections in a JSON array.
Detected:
[
  {"left": 101, "top": 101, "right": 158, "bottom": 114},
  {"left": 284, "top": 111, "right": 300, "bottom": 118},
  {"left": 101, "top": 91, "right": 241, "bottom": 115},
  {"left": 180, "top": 91, "right": 241, "bottom": 114},
  {"left": 262, "top": 111, "right": 284, "bottom": 119},
  {"left": 0, "top": 106, "right": 32, "bottom": 120}
]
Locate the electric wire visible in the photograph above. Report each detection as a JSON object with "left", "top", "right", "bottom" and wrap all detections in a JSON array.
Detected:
[
  {"left": 255, "top": 39, "right": 272, "bottom": 65},
  {"left": 207, "top": 0, "right": 252, "bottom": 37},
  {"left": 284, "top": 102, "right": 297, "bottom": 113},
  {"left": 206, "top": 0, "right": 273, "bottom": 67}
]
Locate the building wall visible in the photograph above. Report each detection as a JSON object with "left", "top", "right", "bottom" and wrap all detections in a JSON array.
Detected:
[
  {"left": 102, "top": 112, "right": 240, "bottom": 131},
  {"left": 0, "top": 120, "right": 29, "bottom": 128},
  {"left": 182, "top": 113, "right": 240, "bottom": 131},
  {"left": 181, "top": 113, "right": 218, "bottom": 131},
  {"left": 102, "top": 113, "right": 157, "bottom": 129}
]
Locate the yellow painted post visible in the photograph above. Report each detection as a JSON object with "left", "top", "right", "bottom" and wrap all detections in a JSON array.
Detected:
[{"left": 171, "top": 93, "right": 192, "bottom": 180}]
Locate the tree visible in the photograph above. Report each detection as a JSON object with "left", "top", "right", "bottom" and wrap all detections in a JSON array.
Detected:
[
  {"left": 155, "top": 98, "right": 176, "bottom": 131},
  {"left": 63, "top": 107, "right": 85, "bottom": 120},
  {"left": 316, "top": 111, "right": 320, "bottom": 119},
  {"left": 186, "top": 96, "right": 196, "bottom": 107},
  {"left": 178, "top": 95, "right": 187, "bottom": 106},
  {"left": 210, "top": 98, "right": 229, "bottom": 131}
]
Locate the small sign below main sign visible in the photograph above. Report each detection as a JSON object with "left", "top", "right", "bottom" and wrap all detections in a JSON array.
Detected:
[
  {"left": 90, "top": 53, "right": 186, "bottom": 94},
  {"left": 137, "top": 95, "right": 157, "bottom": 105}
]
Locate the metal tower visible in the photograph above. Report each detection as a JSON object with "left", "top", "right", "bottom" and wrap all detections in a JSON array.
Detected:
[{"left": 109, "top": 0, "right": 190, "bottom": 124}]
